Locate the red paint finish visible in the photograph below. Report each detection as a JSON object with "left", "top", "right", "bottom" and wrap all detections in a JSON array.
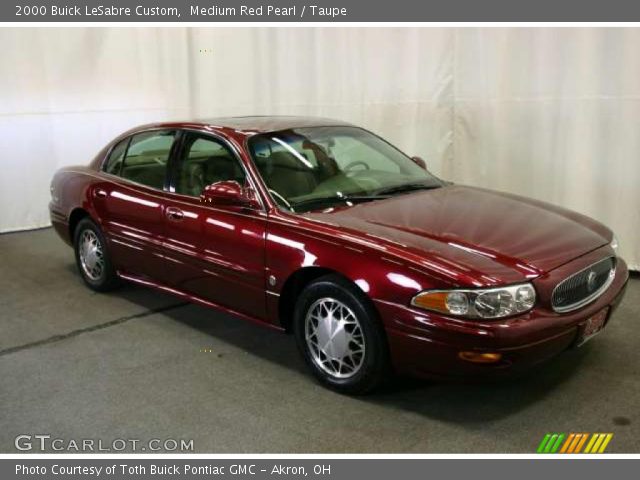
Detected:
[
  {"left": 50, "top": 116, "right": 629, "bottom": 379},
  {"left": 200, "top": 180, "right": 260, "bottom": 208},
  {"left": 161, "top": 192, "right": 268, "bottom": 320}
]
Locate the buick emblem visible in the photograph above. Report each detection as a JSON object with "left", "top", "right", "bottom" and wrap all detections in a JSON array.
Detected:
[{"left": 587, "top": 271, "right": 598, "bottom": 292}]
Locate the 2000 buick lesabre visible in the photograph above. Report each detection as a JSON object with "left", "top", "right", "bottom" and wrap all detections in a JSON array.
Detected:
[{"left": 49, "top": 116, "right": 628, "bottom": 393}]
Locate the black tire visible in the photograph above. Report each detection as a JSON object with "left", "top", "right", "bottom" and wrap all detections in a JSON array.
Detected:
[
  {"left": 73, "top": 217, "right": 120, "bottom": 292},
  {"left": 293, "top": 274, "right": 391, "bottom": 394}
]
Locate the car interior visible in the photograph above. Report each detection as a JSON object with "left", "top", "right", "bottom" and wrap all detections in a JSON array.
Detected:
[
  {"left": 116, "top": 132, "right": 176, "bottom": 190},
  {"left": 105, "top": 133, "right": 246, "bottom": 196},
  {"left": 178, "top": 152, "right": 245, "bottom": 197},
  {"left": 120, "top": 158, "right": 168, "bottom": 190},
  {"left": 254, "top": 151, "right": 319, "bottom": 200}
]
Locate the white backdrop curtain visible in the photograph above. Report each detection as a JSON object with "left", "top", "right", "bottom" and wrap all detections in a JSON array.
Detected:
[{"left": 0, "top": 27, "right": 638, "bottom": 269}]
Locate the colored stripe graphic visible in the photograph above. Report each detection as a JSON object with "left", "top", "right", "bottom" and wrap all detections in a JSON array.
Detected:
[
  {"left": 584, "top": 433, "right": 599, "bottom": 453},
  {"left": 574, "top": 433, "right": 589, "bottom": 453},
  {"left": 537, "top": 434, "right": 552, "bottom": 453},
  {"left": 538, "top": 433, "right": 613, "bottom": 453},
  {"left": 598, "top": 434, "right": 613, "bottom": 453},
  {"left": 544, "top": 434, "right": 558, "bottom": 453},
  {"left": 585, "top": 433, "right": 614, "bottom": 453},
  {"left": 537, "top": 433, "right": 566, "bottom": 453},
  {"left": 559, "top": 433, "right": 575, "bottom": 453},
  {"left": 550, "top": 434, "right": 565, "bottom": 453}
]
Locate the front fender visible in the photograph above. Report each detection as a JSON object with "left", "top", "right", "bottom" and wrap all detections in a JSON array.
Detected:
[{"left": 264, "top": 214, "right": 446, "bottom": 327}]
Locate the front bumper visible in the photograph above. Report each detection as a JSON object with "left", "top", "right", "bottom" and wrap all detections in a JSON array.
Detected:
[{"left": 377, "top": 251, "right": 629, "bottom": 379}]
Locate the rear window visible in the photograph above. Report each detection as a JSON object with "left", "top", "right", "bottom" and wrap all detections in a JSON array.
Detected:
[
  {"left": 118, "top": 130, "right": 176, "bottom": 190},
  {"left": 103, "top": 138, "right": 129, "bottom": 176}
]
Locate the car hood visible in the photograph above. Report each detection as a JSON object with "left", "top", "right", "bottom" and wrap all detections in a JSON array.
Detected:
[{"left": 303, "top": 185, "right": 611, "bottom": 286}]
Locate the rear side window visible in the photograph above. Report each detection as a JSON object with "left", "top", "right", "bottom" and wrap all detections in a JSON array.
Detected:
[
  {"left": 120, "top": 130, "right": 176, "bottom": 190},
  {"left": 103, "top": 138, "right": 129, "bottom": 176}
]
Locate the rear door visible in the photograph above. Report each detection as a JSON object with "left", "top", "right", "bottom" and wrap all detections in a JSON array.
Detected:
[
  {"left": 161, "top": 131, "right": 268, "bottom": 319},
  {"left": 92, "top": 129, "right": 179, "bottom": 281}
]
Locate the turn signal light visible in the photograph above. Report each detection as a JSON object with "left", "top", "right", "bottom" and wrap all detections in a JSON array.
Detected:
[
  {"left": 411, "top": 291, "right": 449, "bottom": 311},
  {"left": 458, "top": 351, "right": 503, "bottom": 364}
]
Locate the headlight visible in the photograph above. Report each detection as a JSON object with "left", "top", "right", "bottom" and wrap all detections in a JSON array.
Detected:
[
  {"left": 610, "top": 234, "right": 619, "bottom": 253},
  {"left": 411, "top": 283, "right": 536, "bottom": 319}
]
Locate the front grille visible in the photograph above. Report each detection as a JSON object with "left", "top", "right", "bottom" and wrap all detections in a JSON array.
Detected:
[{"left": 551, "top": 256, "right": 616, "bottom": 313}]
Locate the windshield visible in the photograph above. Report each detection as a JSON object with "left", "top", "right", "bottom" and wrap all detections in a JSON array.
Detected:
[{"left": 247, "top": 126, "right": 443, "bottom": 212}]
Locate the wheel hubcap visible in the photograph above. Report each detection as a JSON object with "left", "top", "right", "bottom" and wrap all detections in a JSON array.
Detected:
[
  {"left": 79, "top": 230, "right": 104, "bottom": 281},
  {"left": 305, "top": 298, "right": 366, "bottom": 379}
]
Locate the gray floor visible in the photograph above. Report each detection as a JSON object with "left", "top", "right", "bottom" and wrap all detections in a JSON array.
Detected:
[{"left": 1, "top": 228, "right": 639, "bottom": 453}]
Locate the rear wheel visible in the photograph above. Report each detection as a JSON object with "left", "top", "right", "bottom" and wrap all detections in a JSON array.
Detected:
[
  {"left": 294, "top": 275, "right": 391, "bottom": 394},
  {"left": 73, "top": 217, "right": 120, "bottom": 291}
]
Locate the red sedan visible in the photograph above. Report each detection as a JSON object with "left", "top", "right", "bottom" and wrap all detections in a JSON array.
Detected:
[{"left": 49, "top": 116, "right": 628, "bottom": 394}]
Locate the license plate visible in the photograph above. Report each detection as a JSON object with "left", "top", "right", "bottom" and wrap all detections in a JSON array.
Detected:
[{"left": 577, "top": 307, "right": 609, "bottom": 346}]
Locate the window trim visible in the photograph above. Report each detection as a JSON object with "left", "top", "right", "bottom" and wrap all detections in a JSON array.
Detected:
[
  {"left": 97, "top": 127, "right": 266, "bottom": 212},
  {"left": 166, "top": 129, "right": 266, "bottom": 212},
  {"left": 102, "top": 136, "right": 131, "bottom": 177},
  {"left": 99, "top": 128, "right": 180, "bottom": 192}
]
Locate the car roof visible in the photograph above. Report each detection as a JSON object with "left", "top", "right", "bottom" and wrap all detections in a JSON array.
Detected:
[
  {"left": 132, "top": 116, "right": 356, "bottom": 138},
  {"left": 200, "top": 115, "right": 354, "bottom": 133}
]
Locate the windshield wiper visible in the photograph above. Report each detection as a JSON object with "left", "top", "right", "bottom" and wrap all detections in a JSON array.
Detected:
[
  {"left": 374, "top": 183, "right": 441, "bottom": 196},
  {"left": 292, "top": 194, "right": 388, "bottom": 212}
]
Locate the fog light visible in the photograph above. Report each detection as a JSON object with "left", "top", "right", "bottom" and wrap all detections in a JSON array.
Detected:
[{"left": 458, "top": 351, "right": 503, "bottom": 364}]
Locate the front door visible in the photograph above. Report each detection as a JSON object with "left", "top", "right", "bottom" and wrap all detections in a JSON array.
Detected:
[{"left": 161, "top": 132, "right": 267, "bottom": 319}]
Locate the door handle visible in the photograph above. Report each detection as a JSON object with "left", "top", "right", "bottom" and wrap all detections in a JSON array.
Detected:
[
  {"left": 165, "top": 206, "right": 184, "bottom": 221},
  {"left": 95, "top": 189, "right": 107, "bottom": 198}
]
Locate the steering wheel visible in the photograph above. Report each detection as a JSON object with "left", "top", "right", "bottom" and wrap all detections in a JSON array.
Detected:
[
  {"left": 269, "top": 189, "right": 292, "bottom": 209},
  {"left": 344, "top": 160, "right": 370, "bottom": 172}
]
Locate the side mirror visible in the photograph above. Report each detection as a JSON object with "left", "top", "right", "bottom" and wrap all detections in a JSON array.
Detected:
[
  {"left": 411, "top": 156, "right": 427, "bottom": 170},
  {"left": 200, "top": 181, "right": 260, "bottom": 209}
]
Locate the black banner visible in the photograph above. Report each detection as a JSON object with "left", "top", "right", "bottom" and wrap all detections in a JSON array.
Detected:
[
  {"left": 4, "top": 0, "right": 640, "bottom": 22},
  {"left": 4, "top": 459, "right": 640, "bottom": 480}
]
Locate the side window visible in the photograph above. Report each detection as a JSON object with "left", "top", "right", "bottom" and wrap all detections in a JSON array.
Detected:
[
  {"left": 175, "top": 136, "right": 245, "bottom": 197},
  {"left": 120, "top": 130, "right": 176, "bottom": 189},
  {"left": 103, "top": 138, "right": 129, "bottom": 175}
]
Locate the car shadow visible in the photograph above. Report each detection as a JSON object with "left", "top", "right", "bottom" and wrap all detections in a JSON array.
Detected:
[
  {"left": 368, "top": 347, "right": 591, "bottom": 424},
  {"left": 112, "top": 280, "right": 592, "bottom": 424}
]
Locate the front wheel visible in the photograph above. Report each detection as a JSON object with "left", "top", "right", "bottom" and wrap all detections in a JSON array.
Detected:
[
  {"left": 294, "top": 275, "right": 391, "bottom": 394},
  {"left": 73, "top": 217, "right": 120, "bottom": 292}
]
